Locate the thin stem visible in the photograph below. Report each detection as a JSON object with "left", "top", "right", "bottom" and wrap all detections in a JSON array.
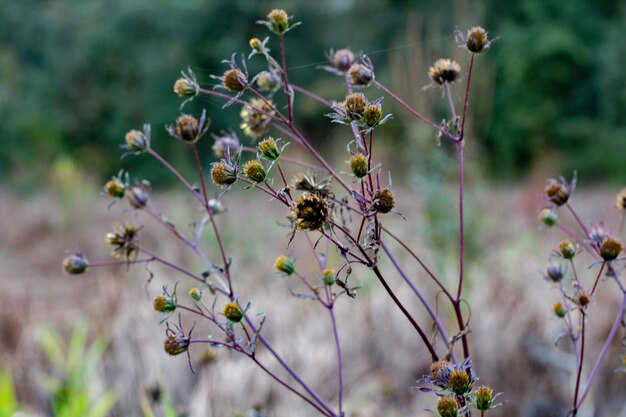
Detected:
[
  {"left": 453, "top": 301, "right": 470, "bottom": 360},
  {"left": 147, "top": 147, "right": 203, "bottom": 205},
  {"left": 572, "top": 314, "right": 586, "bottom": 416},
  {"left": 444, "top": 82, "right": 458, "bottom": 125},
  {"left": 326, "top": 292, "right": 343, "bottom": 415},
  {"left": 291, "top": 84, "right": 332, "bottom": 107},
  {"left": 138, "top": 246, "right": 212, "bottom": 288},
  {"left": 566, "top": 203, "right": 590, "bottom": 239},
  {"left": 459, "top": 54, "right": 475, "bottom": 141},
  {"left": 590, "top": 262, "right": 606, "bottom": 296},
  {"left": 88, "top": 258, "right": 153, "bottom": 268},
  {"left": 371, "top": 266, "right": 439, "bottom": 361},
  {"left": 456, "top": 141, "right": 465, "bottom": 301},
  {"left": 279, "top": 34, "right": 294, "bottom": 124}
]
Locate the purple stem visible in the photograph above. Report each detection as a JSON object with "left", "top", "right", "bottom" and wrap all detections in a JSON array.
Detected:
[
  {"left": 291, "top": 84, "right": 332, "bottom": 108},
  {"left": 326, "top": 290, "right": 344, "bottom": 415},
  {"left": 147, "top": 147, "right": 203, "bottom": 205}
]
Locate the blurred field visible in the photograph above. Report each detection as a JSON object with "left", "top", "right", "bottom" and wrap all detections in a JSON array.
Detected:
[{"left": 2, "top": 177, "right": 625, "bottom": 417}]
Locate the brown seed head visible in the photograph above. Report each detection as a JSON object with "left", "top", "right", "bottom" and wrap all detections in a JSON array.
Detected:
[
  {"left": 600, "top": 236, "right": 623, "bottom": 261},
  {"left": 223, "top": 69, "right": 246, "bottom": 92},
  {"left": 332, "top": 49, "right": 355, "bottom": 72},
  {"left": 466, "top": 27, "right": 489, "bottom": 53},
  {"left": 363, "top": 104, "right": 383, "bottom": 127},
  {"left": 578, "top": 291, "right": 590, "bottom": 307},
  {"left": 545, "top": 182, "right": 569, "bottom": 206},
  {"left": 176, "top": 115, "right": 201, "bottom": 143},
  {"left": 372, "top": 188, "right": 395, "bottom": 213},
  {"left": 62, "top": 253, "right": 89, "bottom": 274},
  {"left": 104, "top": 179, "right": 126, "bottom": 198},
  {"left": 348, "top": 63, "right": 374, "bottom": 86},
  {"left": 164, "top": 335, "right": 189, "bottom": 356},
  {"left": 343, "top": 93, "right": 368, "bottom": 120},
  {"left": 293, "top": 193, "right": 330, "bottom": 231},
  {"left": 429, "top": 59, "right": 461, "bottom": 85},
  {"left": 616, "top": 188, "right": 626, "bottom": 210}
]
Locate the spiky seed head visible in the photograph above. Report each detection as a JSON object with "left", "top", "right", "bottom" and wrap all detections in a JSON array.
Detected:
[
  {"left": 153, "top": 294, "right": 177, "bottom": 313},
  {"left": 332, "top": 49, "right": 355, "bottom": 72},
  {"left": 267, "top": 9, "right": 289, "bottom": 33},
  {"left": 223, "top": 69, "right": 246, "bottom": 92},
  {"left": 431, "top": 360, "right": 451, "bottom": 379},
  {"left": 104, "top": 178, "right": 126, "bottom": 198},
  {"left": 322, "top": 268, "right": 336, "bottom": 286},
  {"left": 437, "top": 397, "right": 458, "bottom": 417},
  {"left": 578, "top": 291, "right": 590, "bottom": 307},
  {"left": 174, "top": 77, "right": 198, "bottom": 97},
  {"left": 62, "top": 253, "right": 89, "bottom": 274},
  {"left": 210, "top": 162, "right": 237, "bottom": 186},
  {"left": 164, "top": 335, "right": 189, "bottom": 356},
  {"left": 601, "top": 236, "right": 623, "bottom": 261},
  {"left": 449, "top": 369, "right": 471, "bottom": 395},
  {"left": 243, "top": 159, "right": 266, "bottom": 183},
  {"left": 249, "top": 37, "right": 262, "bottom": 50},
  {"left": 176, "top": 114, "right": 201, "bottom": 143},
  {"left": 348, "top": 63, "right": 374, "bottom": 86},
  {"left": 274, "top": 255, "right": 296, "bottom": 276},
  {"left": 545, "top": 263, "right": 565, "bottom": 283},
  {"left": 466, "top": 27, "right": 489, "bottom": 53},
  {"left": 616, "top": 188, "right": 626, "bottom": 210},
  {"left": 559, "top": 240, "right": 576, "bottom": 259},
  {"left": 188, "top": 288, "right": 202, "bottom": 301},
  {"left": 343, "top": 93, "right": 368, "bottom": 120},
  {"left": 293, "top": 193, "right": 330, "bottom": 231},
  {"left": 553, "top": 302, "right": 566, "bottom": 318},
  {"left": 223, "top": 302, "right": 243, "bottom": 322},
  {"left": 429, "top": 59, "right": 461, "bottom": 85},
  {"left": 125, "top": 129, "right": 149, "bottom": 152},
  {"left": 350, "top": 154, "right": 368, "bottom": 178},
  {"left": 545, "top": 182, "right": 570, "bottom": 206},
  {"left": 475, "top": 385, "right": 494, "bottom": 411},
  {"left": 538, "top": 208, "right": 558, "bottom": 227},
  {"left": 257, "top": 137, "right": 281, "bottom": 161},
  {"left": 372, "top": 188, "right": 395, "bottom": 213},
  {"left": 363, "top": 104, "right": 383, "bottom": 127},
  {"left": 126, "top": 185, "right": 149, "bottom": 209}
]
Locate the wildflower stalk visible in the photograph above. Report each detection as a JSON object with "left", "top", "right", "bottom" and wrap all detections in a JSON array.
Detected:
[
  {"left": 325, "top": 287, "right": 344, "bottom": 415},
  {"left": 241, "top": 145, "right": 327, "bottom": 172},
  {"left": 566, "top": 203, "right": 590, "bottom": 239},
  {"left": 138, "top": 246, "right": 213, "bottom": 288},
  {"left": 572, "top": 314, "right": 586, "bottom": 416},
  {"left": 291, "top": 84, "right": 332, "bottom": 107},
  {"left": 147, "top": 147, "right": 203, "bottom": 205},
  {"left": 278, "top": 34, "right": 294, "bottom": 124}
]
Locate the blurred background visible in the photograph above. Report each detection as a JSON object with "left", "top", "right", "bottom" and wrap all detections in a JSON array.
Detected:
[{"left": 1, "top": 0, "right": 626, "bottom": 416}]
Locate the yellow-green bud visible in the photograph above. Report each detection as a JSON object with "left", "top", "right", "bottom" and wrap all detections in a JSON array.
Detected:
[
  {"left": 539, "top": 208, "right": 558, "bottom": 227},
  {"left": 437, "top": 397, "right": 458, "bottom": 417},
  {"left": 223, "top": 69, "right": 247, "bottom": 92},
  {"left": 600, "top": 236, "right": 622, "bottom": 261},
  {"left": 267, "top": 9, "right": 289, "bottom": 33},
  {"left": 62, "top": 253, "right": 89, "bottom": 274},
  {"left": 104, "top": 179, "right": 126, "bottom": 198},
  {"left": 466, "top": 27, "right": 489, "bottom": 53},
  {"left": 448, "top": 369, "right": 471, "bottom": 395},
  {"left": 429, "top": 59, "right": 461, "bottom": 85},
  {"left": 125, "top": 129, "right": 149, "bottom": 152},
  {"left": 559, "top": 240, "right": 576, "bottom": 259},
  {"left": 350, "top": 154, "right": 368, "bottom": 178},
  {"left": 153, "top": 294, "right": 177, "bottom": 313},
  {"left": 372, "top": 188, "right": 395, "bottom": 213},
  {"left": 223, "top": 302, "right": 243, "bottom": 322},
  {"left": 188, "top": 288, "right": 202, "bottom": 301},
  {"left": 475, "top": 385, "right": 494, "bottom": 411},
  {"left": 243, "top": 159, "right": 266, "bottom": 183},
  {"left": 257, "top": 137, "right": 281, "bottom": 161},
  {"left": 553, "top": 302, "right": 566, "bottom": 318},
  {"left": 274, "top": 255, "right": 296, "bottom": 276},
  {"left": 322, "top": 268, "right": 335, "bottom": 286},
  {"left": 249, "top": 37, "right": 262, "bottom": 50},
  {"left": 363, "top": 104, "right": 382, "bottom": 127},
  {"left": 164, "top": 335, "right": 189, "bottom": 356},
  {"left": 210, "top": 162, "right": 237, "bottom": 186},
  {"left": 174, "top": 77, "right": 198, "bottom": 97}
]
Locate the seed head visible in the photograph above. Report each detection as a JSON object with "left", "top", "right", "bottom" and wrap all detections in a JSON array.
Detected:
[
  {"left": 538, "top": 208, "right": 558, "bottom": 227},
  {"left": 559, "top": 240, "right": 576, "bottom": 259},
  {"left": 126, "top": 183, "right": 150, "bottom": 209},
  {"left": 449, "top": 369, "right": 471, "bottom": 395},
  {"left": 429, "top": 59, "right": 461, "bottom": 85},
  {"left": 343, "top": 93, "right": 368, "bottom": 120},
  {"left": 578, "top": 291, "right": 590, "bottom": 307},
  {"left": 372, "top": 188, "right": 395, "bottom": 213},
  {"left": 223, "top": 69, "right": 247, "bottom": 92},
  {"left": 257, "top": 136, "right": 281, "bottom": 161},
  {"left": 223, "top": 302, "right": 243, "bottom": 322},
  {"left": 545, "top": 182, "right": 570, "bottom": 206},
  {"left": 164, "top": 334, "right": 189, "bottom": 356},
  {"left": 466, "top": 27, "right": 489, "bottom": 53},
  {"left": 153, "top": 294, "right": 177, "bottom": 313},
  {"left": 249, "top": 37, "right": 262, "bottom": 50},
  {"left": 292, "top": 193, "right": 330, "bottom": 231},
  {"left": 616, "top": 188, "right": 626, "bottom": 210},
  {"left": 188, "top": 288, "right": 202, "bottom": 301},
  {"left": 601, "top": 236, "right": 623, "bottom": 261},
  {"left": 211, "top": 162, "right": 238, "bottom": 187},
  {"left": 240, "top": 98, "right": 275, "bottom": 140},
  {"left": 348, "top": 63, "right": 375, "bottom": 87},
  {"left": 243, "top": 159, "right": 266, "bottom": 183},
  {"left": 322, "top": 268, "right": 336, "bottom": 286},
  {"left": 332, "top": 49, "right": 355, "bottom": 72},
  {"left": 267, "top": 9, "right": 289, "bottom": 33},
  {"left": 475, "top": 385, "right": 494, "bottom": 411},
  {"left": 62, "top": 253, "right": 89, "bottom": 274},
  {"left": 124, "top": 129, "right": 149, "bottom": 152},
  {"left": 104, "top": 178, "right": 126, "bottom": 198},
  {"left": 105, "top": 224, "right": 139, "bottom": 260},
  {"left": 553, "top": 302, "right": 566, "bottom": 318},
  {"left": 545, "top": 262, "right": 566, "bottom": 283},
  {"left": 176, "top": 115, "right": 202, "bottom": 143},
  {"left": 174, "top": 77, "right": 198, "bottom": 97},
  {"left": 363, "top": 103, "right": 383, "bottom": 127},
  {"left": 274, "top": 255, "right": 296, "bottom": 276},
  {"left": 437, "top": 397, "right": 458, "bottom": 417},
  {"left": 431, "top": 360, "right": 452, "bottom": 379},
  {"left": 350, "top": 154, "right": 368, "bottom": 178}
]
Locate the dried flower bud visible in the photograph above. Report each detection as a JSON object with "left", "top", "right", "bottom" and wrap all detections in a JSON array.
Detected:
[
  {"left": 372, "top": 188, "right": 395, "bottom": 213},
  {"left": 174, "top": 77, "right": 198, "bottom": 97},
  {"left": 429, "top": 59, "right": 461, "bottom": 85},
  {"left": 616, "top": 188, "right": 626, "bottom": 210},
  {"left": 124, "top": 129, "right": 149, "bottom": 152},
  {"left": 348, "top": 63, "right": 374, "bottom": 87},
  {"left": 257, "top": 137, "right": 281, "bottom": 161},
  {"left": 431, "top": 360, "right": 451, "bottom": 379},
  {"left": 322, "top": 268, "right": 336, "bottom": 286},
  {"left": 600, "top": 236, "right": 622, "bottom": 261},
  {"left": 350, "top": 154, "right": 368, "bottom": 178},
  {"left": 211, "top": 162, "right": 238, "bottom": 186},
  {"left": 449, "top": 369, "right": 471, "bottom": 395},
  {"left": 475, "top": 385, "right": 494, "bottom": 411},
  {"left": 267, "top": 9, "right": 289, "bottom": 33},
  {"left": 538, "top": 208, "right": 558, "bottom": 227},
  {"left": 223, "top": 69, "right": 247, "bottom": 92},
  {"left": 243, "top": 159, "right": 266, "bottom": 183},
  {"left": 105, "top": 224, "right": 139, "bottom": 261},
  {"left": 437, "top": 397, "right": 458, "bottom": 417},
  {"left": 164, "top": 334, "right": 189, "bottom": 356},
  {"left": 176, "top": 115, "right": 202, "bottom": 143},
  {"left": 363, "top": 103, "right": 383, "bottom": 127},
  {"left": 104, "top": 178, "right": 126, "bottom": 198},
  {"left": 208, "top": 198, "right": 225, "bottom": 215},
  {"left": 466, "top": 27, "right": 489, "bottom": 53},
  {"left": 153, "top": 294, "right": 177, "bottom": 313},
  {"left": 223, "top": 302, "right": 243, "bottom": 322},
  {"left": 559, "top": 240, "right": 576, "bottom": 259},
  {"left": 343, "top": 93, "right": 368, "bottom": 120},
  {"left": 545, "top": 182, "right": 570, "bottom": 206},
  {"left": 332, "top": 49, "right": 355, "bottom": 72},
  {"left": 578, "top": 291, "right": 590, "bottom": 307},
  {"left": 249, "top": 37, "right": 262, "bottom": 50},
  {"left": 62, "top": 253, "right": 89, "bottom": 274},
  {"left": 292, "top": 193, "right": 330, "bottom": 231},
  {"left": 188, "top": 288, "right": 202, "bottom": 301},
  {"left": 126, "top": 184, "right": 150, "bottom": 209},
  {"left": 553, "top": 302, "right": 566, "bottom": 318},
  {"left": 274, "top": 255, "right": 296, "bottom": 276},
  {"left": 545, "top": 263, "right": 566, "bottom": 283}
]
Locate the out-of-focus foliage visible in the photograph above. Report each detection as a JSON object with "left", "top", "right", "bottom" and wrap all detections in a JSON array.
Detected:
[
  {"left": 1, "top": 0, "right": 625, "bottom": 191},
  {"left": 0, "top": 369, "right": 20, "bottom": 417}
]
